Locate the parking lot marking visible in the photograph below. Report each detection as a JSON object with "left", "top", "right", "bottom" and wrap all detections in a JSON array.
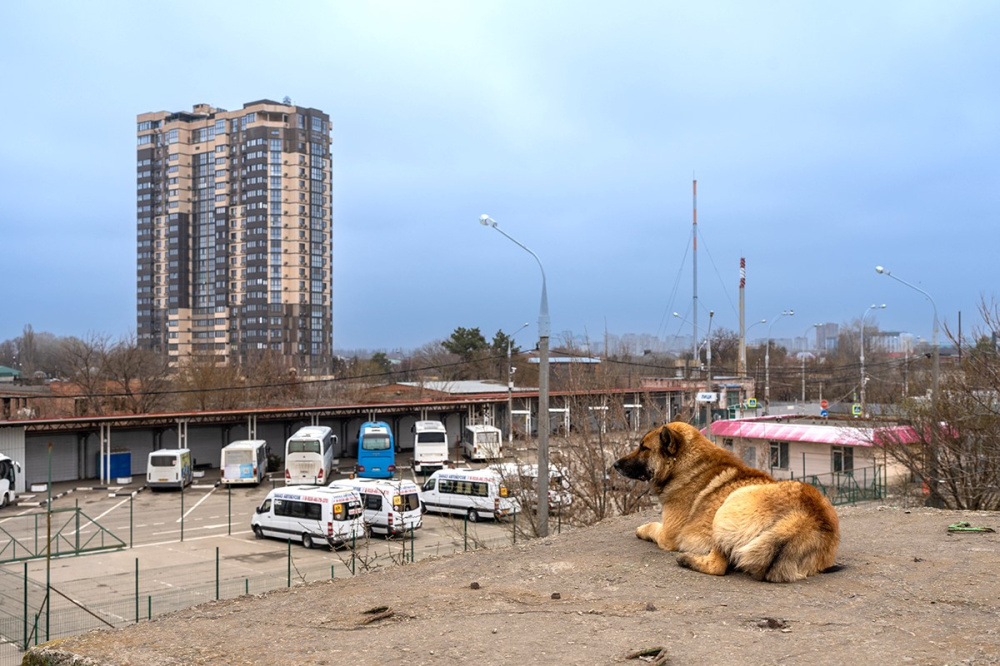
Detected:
[{"left": 177, "top": 486, "right": 218, "bottom": 522}]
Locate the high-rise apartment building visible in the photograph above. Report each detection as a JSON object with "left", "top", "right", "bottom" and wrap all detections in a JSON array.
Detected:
[{"left": 136, "top": 100, "right": 333, "bottom": 375}]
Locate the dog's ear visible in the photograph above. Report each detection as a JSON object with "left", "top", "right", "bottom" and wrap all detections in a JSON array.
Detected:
[{"left": 658, "top": 425, "right": 680, "bottom": 457}]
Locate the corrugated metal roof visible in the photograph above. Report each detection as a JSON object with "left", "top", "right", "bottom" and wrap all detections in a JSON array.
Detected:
[{"left": 710, "top": 418, "right": 918, "bottom": 447}]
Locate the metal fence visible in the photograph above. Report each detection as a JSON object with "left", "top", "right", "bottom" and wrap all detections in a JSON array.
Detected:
[
  {"left": 0, "top": 510, "right": 544, "bottom": 666},
  {"left": 802, "top": 466, "right": 886, "bottom": 505}
]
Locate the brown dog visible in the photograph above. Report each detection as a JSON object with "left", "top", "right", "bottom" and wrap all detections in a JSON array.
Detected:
[{"left": 613, "top": 421, "right": 840, "bottom": 583}]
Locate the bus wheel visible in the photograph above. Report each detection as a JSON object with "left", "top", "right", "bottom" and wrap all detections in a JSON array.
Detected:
[
  {"left": 252, "top": 525, "right": 264, "bottom": 539},
  {"left": 467, "top": 508, "right": 479, "bottom": 523},
  {"left": 302, "top": 533, "right": 314, "bottom": 549},
  {"left": 0, "top": 493, "right": 7, "bottom": 509}
]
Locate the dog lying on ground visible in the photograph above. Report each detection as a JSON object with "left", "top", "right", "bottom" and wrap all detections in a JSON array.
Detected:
[{"left": 613, "top": 421, "right": 840, "bottom": 583}]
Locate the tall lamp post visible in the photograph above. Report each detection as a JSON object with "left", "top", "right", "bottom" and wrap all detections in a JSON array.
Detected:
[
  {"left": 875, "top": 265, "right": 940, "bottom": 506},
  {"left": 506, "top": 322, "right": 530, "bottom": 445},
  {"left": 859, "top": 303, "right": 887, "bottom": 416},
  {"left": 480, "top": 215, "right": 550, "bottom": 536},
  {"left": 801, "top": 323, "right": 821, "bottom": 402},
  {"left": 764, "top": 310, "right": 794, "bottom": 415},
  {"left": 741, "top": 318, "right": 767, "bottom": 374}
]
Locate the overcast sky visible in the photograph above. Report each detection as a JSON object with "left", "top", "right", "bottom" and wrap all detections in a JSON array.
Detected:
[{"left": 2, "top": 2, "right": 998, "bottom": 354}]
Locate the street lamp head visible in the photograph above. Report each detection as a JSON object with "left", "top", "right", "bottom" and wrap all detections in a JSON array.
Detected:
[
  {"left": 787, "top": 310, "right": 795, "bottom": 316},
  {"left": 875, "top": 266, "right": 886, "bottom": 275},
  {"left": 479, "top": 214, "right": 497, "bottom": 228},
  {"left": 672, "top": 312, "right": 681, "bottom": 318}
]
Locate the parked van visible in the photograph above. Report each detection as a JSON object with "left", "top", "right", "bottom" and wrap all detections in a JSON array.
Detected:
[
  {"left": 412, "top": 420, "right": 449, "bottom": 474},
  {"left": 221, "top": 440, "right": 269, "bottom": 486},
  {"left": 284, "top": 426, "right": 338, "bottom": 485},
  {"left": 420, "top": 468, "right": 518, "bottom": 522},
  {"left": 489, "top": 462, "right": 572, "bottom": 512},
  {"left": 147, "top": 449, "right": 193, "bottom": 490},
  {"left": 356, "top": 421, "right": 395, "bottom": 479},
  {"left": 251, "top": 485, "right": 364, "bottom": 549},
  {"left": 461, "top": 424, "right": 503, "bottom": 461},
  {"left": 0, "top": 454, "right": 21, "bottom": 508},
  {"left": 335, "top": 478, "right": 423, "bottom": 537}
]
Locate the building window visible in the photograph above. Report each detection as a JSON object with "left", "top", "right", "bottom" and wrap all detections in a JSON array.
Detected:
[
  {"left": 722, "top": 438, "right": 734, "bottom": 451},
  {"left": 769, "top": 441, "right": 789, "bottom": 470},
  {"left": 832, "top": 447, "right": 854, "bottom": 474}
]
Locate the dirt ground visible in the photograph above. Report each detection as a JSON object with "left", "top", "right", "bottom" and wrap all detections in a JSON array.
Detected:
[{"left": 25, "top": 504, "right": 1000, "bottom": 666}]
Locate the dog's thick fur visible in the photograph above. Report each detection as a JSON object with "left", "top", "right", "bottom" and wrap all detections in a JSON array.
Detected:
[{"left": 613, "top": 422, "right": 840, "bottom": 583}]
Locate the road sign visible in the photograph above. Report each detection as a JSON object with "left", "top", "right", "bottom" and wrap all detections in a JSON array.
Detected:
[
  {"left": 820, "top": 399, "right": 829, "bottom": 410},
  {"left": 852, "top": 403, "right": 862, "bottom": 416},
  {"left": 747, "top": 398, "right": 757, "bottom": 408},
  {"left": 820, "top": 409, "right": 829, "bottom": 418}
]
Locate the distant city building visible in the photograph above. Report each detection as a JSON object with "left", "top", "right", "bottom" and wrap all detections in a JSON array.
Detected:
[
  {"left": 815, "top": 322, "right": 839, "bottom": 351},
  {"left": 136, "top": 100, "right": 333, "bottom": 374}
]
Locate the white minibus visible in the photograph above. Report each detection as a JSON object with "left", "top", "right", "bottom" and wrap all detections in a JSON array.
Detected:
[
  {"left": 461, "top": 424, "right": 503, "bottom": 461},
  {"left": 413, "top": 420, "right": 449, "bottom": 474},
  {"left": 221, "top": 439, "right": 270, "bottom": 486},
  {"left": 284, "top": 426, "right": 338, "bottom": 485},
  {"left": 147, "top": 449, "right": 193, "bottom": 490},
  {"left": 0, "top": 454, "right": 21, "bottom": 508},
  {"left": 335, "top": 477, "right": 423, "bottom": 537},
  {"left": 251, "top": 485, "right": 364, "bottom": 549},
  {"left": 489, "top": 462, "right": 572, "bottom": 512},
  {"left": 420, "top": 468, "right": 518, "bottom": 522}
]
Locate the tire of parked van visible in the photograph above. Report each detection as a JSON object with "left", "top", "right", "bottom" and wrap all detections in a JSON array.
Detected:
[
  {"left": 467, "top": 508, "right": 479, "bottom": 523},
  {"left": 302, "top": 533, "right": 314, "bottom": 549},
  {"left": 0, "top": 493, "right": 7, "bottom": 509},
  {"left": 252, "top": 525, "right": 264, "bottom": 539}
]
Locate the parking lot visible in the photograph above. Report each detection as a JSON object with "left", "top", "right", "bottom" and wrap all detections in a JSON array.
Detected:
[{"left": 0, "top": 456, "right": 536, "bottom": 660}]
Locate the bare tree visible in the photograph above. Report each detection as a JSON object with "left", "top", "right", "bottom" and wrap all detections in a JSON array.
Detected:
[
  {"left": 102, "top": 334, "right": 173, "bottom": 414},
  {"left": 57, "top": 333, "right": 111, "bottom": 415},
  {"left": 871, "top": 297, "right": 1000, "bottom": 510},
  {"left": 174, "top": 355, "right": 244, "bottom": 411}
]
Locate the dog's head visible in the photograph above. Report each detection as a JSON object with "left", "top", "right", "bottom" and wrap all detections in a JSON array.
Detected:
[{"left": 612, "top": 422, "right": 693, "bottom": 486}]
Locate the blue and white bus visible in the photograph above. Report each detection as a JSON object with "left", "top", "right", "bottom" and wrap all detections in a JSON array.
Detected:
[
  {"left": 355, "top": 421, "right": 396, "bottom": 479},
  {"left": 284, "top": 426, "right": 338, "bottom": 485}
]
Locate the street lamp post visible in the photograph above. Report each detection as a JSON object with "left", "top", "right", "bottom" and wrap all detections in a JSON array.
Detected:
[
  {"left": 480, "top": 215, "right": 550, "bottom": 536},
  {"left": 801, "top": 323, "right": 821, "bottom": 402},
  {"left": 741, "top": 319, "right": 766, "bottom": 376},
  {"left": 875, "top": 265, "right": 940, "bottom": 506},
  {"left": 507, "top": 322, "right": 530, "bottom": 445},
  {"left": 764, "top": 310, "right": 794, "bottom": 416},
  {"left": 859, "top": 304, "right": 887, "bottom": 416}
]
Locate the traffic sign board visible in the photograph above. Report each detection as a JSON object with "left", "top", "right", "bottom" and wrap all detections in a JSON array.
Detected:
[
  {"left": 820, "top": 399, "right": 829, "bottom": 410},
  {"left": 820, "top": 409, "right": 829, "bottom": 418},
  {"left": 852, "top": 403, "right": 862, "bottom": 416},
  {"left": 747, "top": 398, "right": 757, "bottom": 408}
]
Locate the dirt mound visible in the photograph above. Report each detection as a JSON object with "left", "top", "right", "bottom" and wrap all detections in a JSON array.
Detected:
[{"left": 25, "top": 505, "right": 1000, "bottom": 666}]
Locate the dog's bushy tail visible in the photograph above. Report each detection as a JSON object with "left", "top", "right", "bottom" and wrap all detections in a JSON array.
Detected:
[{"left": 731, "top": 510, "right": 840, "bottom": 583}]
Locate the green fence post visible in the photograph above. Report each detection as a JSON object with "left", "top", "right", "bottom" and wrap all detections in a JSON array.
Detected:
[
  {"left": 148, "top": 595, "right": 151, "bottom": 620},
  {"left": 130, "top": 494, "right": 134, "bottom": 549},
  {"left": 135, "top": 558, "right": 139, "bottom": 623},
  {"left": 245, "top": 578, "right": 249, "bottom": 596},
  {"left": 227, "top": 485, "right": 232, "bottom": 536},
  {"left": 22, "top": 561, "right": 27, "bottom": 650},
  {"left": 464, "top": 514, "right": 468, "bottom": 552},
  {"left": 331, "top": 564, "right": 335, "bottom": 580},
  {"left": 180, "top": 485, "right": 185, "bottom": 542},
  {"left": 410, "top": 526, "right": 414, "bottom": 564},
  {"left": 216, "top": 546, "right": 220, "bottom": 600},
  {"left": 287, "top": 539, "right": 291, "bottom": 587}
]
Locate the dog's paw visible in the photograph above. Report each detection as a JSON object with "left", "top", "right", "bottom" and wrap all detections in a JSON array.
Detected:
[
  {"left": 675, "top": 553, "right": 695, "bottom": 569},
  {"left": 636, "top": 522, "right": 660, "bottom": 542}
]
